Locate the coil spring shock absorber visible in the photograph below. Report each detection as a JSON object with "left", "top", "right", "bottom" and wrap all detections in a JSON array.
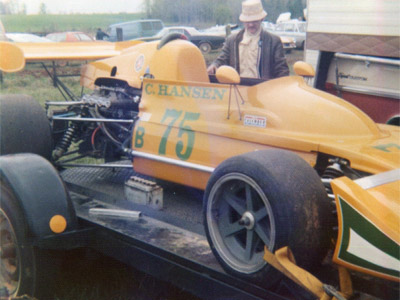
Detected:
[
  {"left": 53, "top": 124, "right": 76, "bottom": 160},
  {"left": 321, "top": 158, "right": 348, "bottom": 195},
  {"left": 321, "top": 158, "right": 349, "bottom": 233}
]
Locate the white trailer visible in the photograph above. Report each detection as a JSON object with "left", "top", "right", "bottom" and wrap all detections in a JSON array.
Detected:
[{"left": 305, "top": 0, "right": 400, "bottom": 125}]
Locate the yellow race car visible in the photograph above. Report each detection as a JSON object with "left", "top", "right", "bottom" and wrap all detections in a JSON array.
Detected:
[{"left": 0, "top": 35, "right": 399, "bottom": 296}]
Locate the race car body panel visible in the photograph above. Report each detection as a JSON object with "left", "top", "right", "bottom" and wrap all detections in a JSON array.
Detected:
[
  {"left": 130, "top": 79, "right": 398, "bottom": 188},
  {"left": 83, "top": 40, "right": 400, "bottom": 189},
  {"left": 331, "top": 171, "right": 400, "bottom": 281},
  {"left": 81, "top": 39, "right": 209, "bottom": 90},
  {"left": 0, "top": 40, "right": 141, "bottom": 72},
  {"left": 0, "top": 41, "right": 25, "bottom": 72}
]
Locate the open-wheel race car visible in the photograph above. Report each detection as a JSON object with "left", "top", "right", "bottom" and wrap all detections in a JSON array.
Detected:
[{"left": 0, "top": 34, "right": 399, "bottom": 299}]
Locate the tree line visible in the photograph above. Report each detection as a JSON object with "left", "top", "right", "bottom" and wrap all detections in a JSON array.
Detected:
[
  {"left": 0, "top": 0, "right": 47, "bottom": 15},
  {"left": 143, "top": 0, "right": 306, "bottom": 25},
  {"left": 1, "top": 0, "right": 306, "bottom": 26}
]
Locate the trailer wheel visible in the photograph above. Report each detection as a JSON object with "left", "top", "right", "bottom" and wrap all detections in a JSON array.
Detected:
[
  {"left": 0, "top": 94, "right": 52, "bottom": 160},
  {"left": 0, "top": 182, "right": 59, "bottom": 298},
  {"left": 203, "top": 150, "right": 332, "bottom": 288}
]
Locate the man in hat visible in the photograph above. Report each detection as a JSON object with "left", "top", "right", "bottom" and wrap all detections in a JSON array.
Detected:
[{"left": 207, "top": 0, "right": 289, "bottom": 80}]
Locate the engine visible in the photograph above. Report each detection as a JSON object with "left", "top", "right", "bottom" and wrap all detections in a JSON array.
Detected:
[{"left": 48, "top": 81, "right": 141, "bottom": 166}]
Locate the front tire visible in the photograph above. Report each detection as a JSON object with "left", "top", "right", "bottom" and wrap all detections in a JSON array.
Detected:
[{"left": 203, "top": 150, "right": 332, "bottom": 288}]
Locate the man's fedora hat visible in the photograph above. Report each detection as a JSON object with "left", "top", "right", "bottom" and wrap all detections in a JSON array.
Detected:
[{"left": 239, "top": 0, "right": 267, "bottom": 22}]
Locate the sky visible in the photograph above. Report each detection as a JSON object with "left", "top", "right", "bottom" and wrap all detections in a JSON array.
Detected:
[{"left": 20, "top": 0, "right": 143, "bottom": 15}]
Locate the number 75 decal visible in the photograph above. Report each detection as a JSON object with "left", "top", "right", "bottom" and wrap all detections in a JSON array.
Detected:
[{"left": 134, "top": 109, "right": 200, "bottom": 161}]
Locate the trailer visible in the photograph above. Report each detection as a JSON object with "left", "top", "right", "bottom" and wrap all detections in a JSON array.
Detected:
[
  {"left": 0, "top": 33, "right": 399, "bottom": 300},
  {"left": 1, "top": 153, "right": 309, "bottom": 300},
  {"left": 305, "top": 0, "right": 400, "bottom": 125}
]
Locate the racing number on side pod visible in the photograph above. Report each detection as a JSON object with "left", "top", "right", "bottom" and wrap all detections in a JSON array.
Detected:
[
  {"left": 159, "top": 109, "right": 182, "bottom": 154},
  {"left": 159, "top": 109, "right": 200, "bottom": 160},
  {"left": 134, "top": 126, "right": 145, "bottom": 148}
]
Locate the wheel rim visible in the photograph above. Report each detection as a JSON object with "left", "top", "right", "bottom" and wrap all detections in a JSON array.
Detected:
[
  {"left": 200, "top": 43, "right": 211, "bottom": 53},
  {"left": 207, "top": 173, "right": 276, "bottom": 274},
  {"left": 0, "top": 208, "right": 20, "bottom": 295}
]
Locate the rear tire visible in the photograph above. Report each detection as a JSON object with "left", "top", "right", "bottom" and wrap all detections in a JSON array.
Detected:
[
  {"left": 0, "top": 94, "right": 52, "bottom": 160},
  {"left": 0, "top": 181, "right": 60, "bottom": 298},
  {"left": 203, "top": 150, "right": 333, "bottom": 288}
]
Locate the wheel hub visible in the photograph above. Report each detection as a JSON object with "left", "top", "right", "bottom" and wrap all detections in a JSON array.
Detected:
[{"left": 238, "top": 211, "right": 255, "bottom": 230}]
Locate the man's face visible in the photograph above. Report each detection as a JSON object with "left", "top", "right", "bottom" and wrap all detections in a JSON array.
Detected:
[{"left": 243, "top": 19, "right": 263, "bottom": 34}]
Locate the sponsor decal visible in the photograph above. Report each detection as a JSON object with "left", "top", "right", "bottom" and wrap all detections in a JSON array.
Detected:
[
  {"left": 338, "top": 72, "right": 367, "bottom": 81},
  {"left": 140, "top": 112, "right": 152, "bottom": 121},
  {"left": 244, "top": 115, "right": 267, "bottom": 128},
  {"left": 135, "top": 54, "right": 145, "bottom": 72},
  {"left": 144, "top": 83, "right": 226, "bottom": 101}
]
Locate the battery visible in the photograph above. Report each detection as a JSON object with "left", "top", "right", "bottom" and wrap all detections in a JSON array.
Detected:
[{"left": 124, "top": 176, "right": 163, "bottom": 210}]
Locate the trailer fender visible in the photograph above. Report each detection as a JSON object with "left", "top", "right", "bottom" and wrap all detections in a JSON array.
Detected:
[{"left": 0, "top": 153, "right": 77, "bottom": 242}]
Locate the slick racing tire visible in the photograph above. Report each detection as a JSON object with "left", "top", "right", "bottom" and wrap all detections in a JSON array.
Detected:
[
  {"left": 203, "top": 149, "right": 332, "bottom": 288},
  {"left": 0, "top": 94, "right": 52, "bottom": 160},
  {"left": 0, "top": 181, "right": 60, "bottom": 298}
]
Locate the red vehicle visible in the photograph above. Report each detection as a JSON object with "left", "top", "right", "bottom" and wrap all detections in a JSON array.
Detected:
[
  {"left": 324, "top": 53, "right": 399, "bottom": 125},
  {"left": 45, "top": 31, "right": 94, "bottom": 42}
]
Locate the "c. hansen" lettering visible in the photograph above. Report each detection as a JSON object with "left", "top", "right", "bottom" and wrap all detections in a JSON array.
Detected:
[{"left": 145, "top": 83, "right": 226, "bottom": 101}]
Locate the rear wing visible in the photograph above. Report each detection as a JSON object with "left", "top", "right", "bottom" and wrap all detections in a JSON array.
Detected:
[{"left": 0, "top": 40, "right": 141, "bottom": 73}]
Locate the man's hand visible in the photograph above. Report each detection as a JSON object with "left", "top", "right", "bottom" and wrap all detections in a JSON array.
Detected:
[{"left": 207, "top": 64, "right": 217, "bottom": 75}]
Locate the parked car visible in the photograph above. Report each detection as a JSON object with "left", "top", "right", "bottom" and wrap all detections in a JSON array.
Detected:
[
  {"left": 262, "top": 21, "right": 276, "bottom": 31},
  {"left": 6, "top": 33, "right": 52, "bottom": 43},
  {"left": 140, "top": 26, "right": 225, "bottom": 53},
  {"left": 277, "top": 36, "right": 296, "bottom": 52},
  {"left": 272, "top": 20, "right": 306, "bottom": 49},
  {"left": 201, "top": 24, "right": 240, "bottom": 37},
  {"left": 45, "top": 31, "right": 94, "bottom": 42},
  {"left": 262, "top": 22, "right": 296, "bottom": 52},
  {"left": 107, "top": 19, "right": 164, "bottom": 42}
]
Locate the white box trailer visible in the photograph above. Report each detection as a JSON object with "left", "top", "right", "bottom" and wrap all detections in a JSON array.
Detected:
[{"left": 305, "top": 0, "right": 400, "bottom": 125}]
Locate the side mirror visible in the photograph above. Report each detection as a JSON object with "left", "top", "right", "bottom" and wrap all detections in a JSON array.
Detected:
[
  {"left": 215, "top": 65, "right": 240, "bottom": 84},
  {"left": 293, "top": 61, "right": 315, "bottom": 77}
]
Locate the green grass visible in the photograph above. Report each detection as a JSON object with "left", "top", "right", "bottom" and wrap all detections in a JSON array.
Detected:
[
  {"left": 1, "top": 13, "right": 145, "bottom": 35},
  {"left": 0, "top": 62, "right": 90, "bottom": 105}
]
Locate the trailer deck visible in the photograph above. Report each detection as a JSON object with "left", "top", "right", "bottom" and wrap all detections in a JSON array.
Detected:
[{"left": 60, "top": 165, "right": 296, "bottom": 300}]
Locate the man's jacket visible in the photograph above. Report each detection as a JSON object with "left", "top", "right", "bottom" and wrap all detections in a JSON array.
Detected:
[{"left": 212, "top": 29, "right": 289, "bottom": 80}]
